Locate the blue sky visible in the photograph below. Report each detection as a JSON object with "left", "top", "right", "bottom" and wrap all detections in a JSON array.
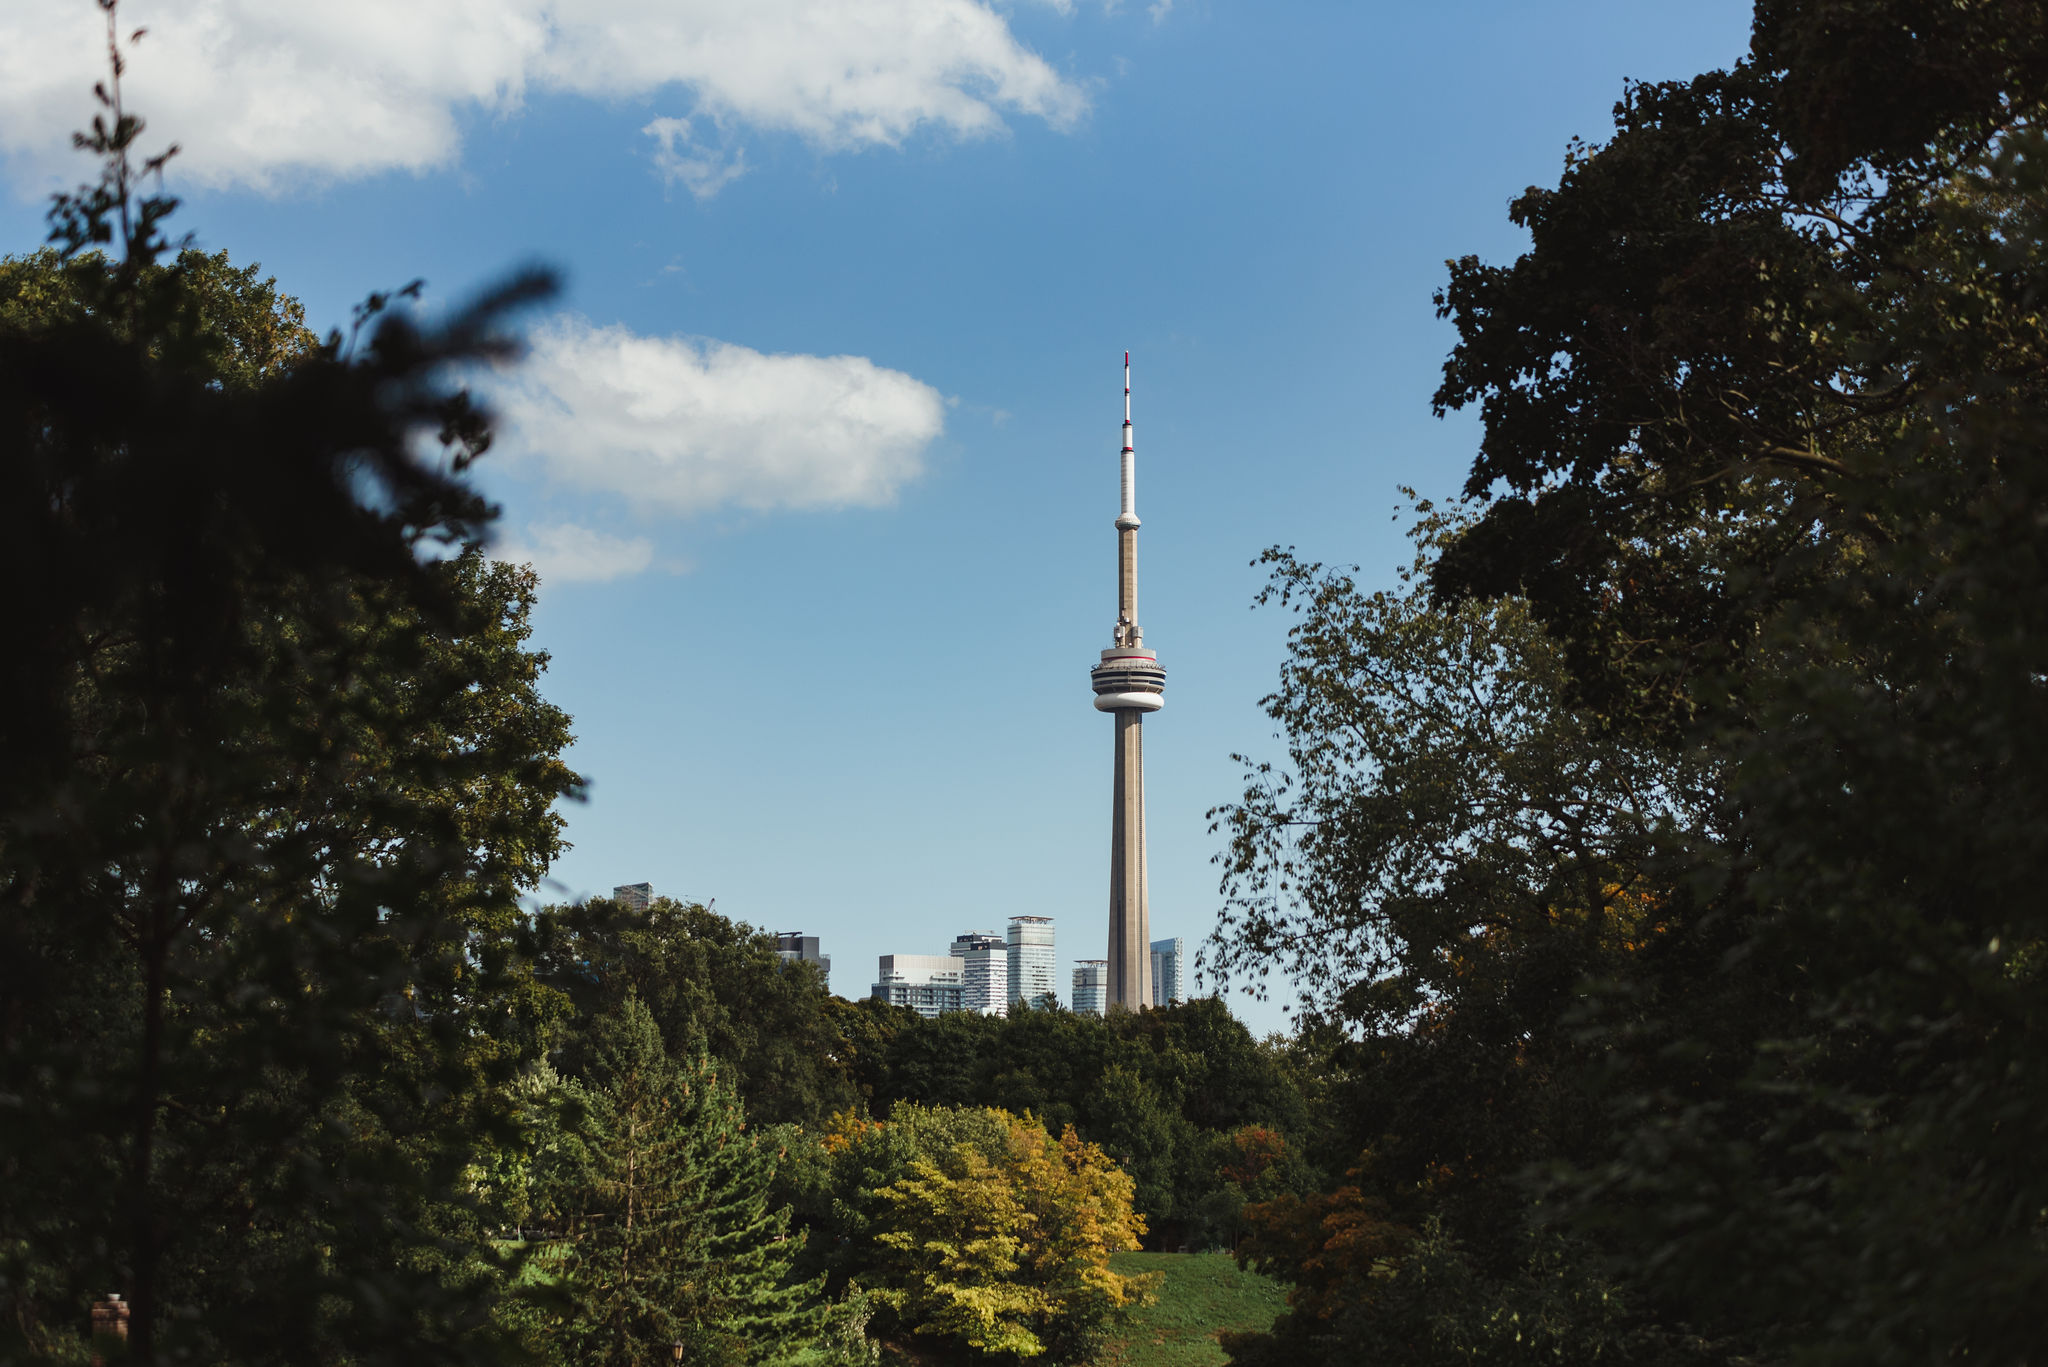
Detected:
[{"left": 3, "top": 0, "right": 1752, "bottom": 1034}]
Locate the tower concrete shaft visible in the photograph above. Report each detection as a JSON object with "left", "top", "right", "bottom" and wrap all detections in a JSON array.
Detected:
[
  {"left": 1090, "top": 354, "right": 1164, "bottom": 1009},
  {"left": 1108, "top": 710, "right": 1150, "bottom": 1007}
]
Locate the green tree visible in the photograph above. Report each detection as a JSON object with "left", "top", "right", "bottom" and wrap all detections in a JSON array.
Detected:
[
  {"left": 1220, "top": 4, "right": 2048, "bottom": 1362},
  {"left": 1553, "top": 129, "right": 2048, "bottom": 1361},
  {"left": 552, "top": 995, "right": 822, "bottom": 1367},
  {"left": 787, "top": 1105, "right": 1148, "bottom": 1364},
  {"left": 0, "top": 246, "right": 320, "bottom": 381},
  {"left": 864, "top": 996, "right": 1322, "bottom": 1247},
  {"left": 0, "top": 20, "right": 572, "bottom": 1361},
  {"left": 1428, "top": 0, "right": 2048, "bottom": 740},
  {"left": 539, "top": 897, "right": 867, "bottom": 1128},
  {"left": 1207, "top": 522, "right": 1707, "bottom": 1364},
  {"left": 1424, "top": 6, "right": 2048, "bottom": 1360},
  {"left": 1209, "top": 519, "right": 1706, "bottom": 1025}
]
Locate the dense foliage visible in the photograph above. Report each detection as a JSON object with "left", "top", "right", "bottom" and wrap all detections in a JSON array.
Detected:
[
  {"left": 1211, "top": 538, "right": 1706, "bottom": 1364},
  {"left": 0, "top": 29, "right": 835, "bottom": 1363},
  {"left": 0, "top": 43, "right": 575, "bottom": 1361},
  {"left": 863, "top": 997, "right": 1325, "bottom": 1250},
  {"left": 535, "top": 892, "right": 1329, "bottom": 1252},
  {"left": 780, "top": 1106, "right": 1149, "bottom": 1363},
  {"left": 507, "top": 897, "right": 1287, "bottom": 1364},
  {"left": 1211, "top": 3, "right": 2048, "bottom": 1364},
  {"left": 532, "top": 895, "right": 883, "bottom": 1128}
]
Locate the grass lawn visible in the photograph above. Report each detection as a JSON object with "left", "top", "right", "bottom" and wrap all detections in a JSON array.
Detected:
[{"left": 1096, "top": 1251, "right": 1289, "bottom": 1367}]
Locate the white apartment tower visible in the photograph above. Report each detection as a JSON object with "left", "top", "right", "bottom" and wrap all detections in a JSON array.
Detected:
[
  {"left": 950, "top": 932, "right": 1009, "bottom": 1015},
  {"left": 1150, "top": 937, "right": 1185, "bottom": 1008},
  {"left": 871, "top": 954, "right": 966, "bottom": 1019},
  {"left": 1007, "top": 916, "right": 1057, "bottom": 1007}
]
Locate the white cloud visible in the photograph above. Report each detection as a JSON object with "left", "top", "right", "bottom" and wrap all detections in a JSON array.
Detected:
[
  {"left": 493, "top": 522, "right": 657, "bottom": 584},
  {"left": 498, "top": 317, "right": 945, "bottom": 515},
  {"left": 0, "top": 0, "right": 1088, "bottom": 194}
]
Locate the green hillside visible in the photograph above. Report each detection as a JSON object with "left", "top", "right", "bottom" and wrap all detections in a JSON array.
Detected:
[{"left": 1097, "top": 1252, "right": 1288, "bottom": 1367}]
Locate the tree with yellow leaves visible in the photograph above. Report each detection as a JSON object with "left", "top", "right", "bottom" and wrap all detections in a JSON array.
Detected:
[{"left": 791, "top": 1105, "right": 1149, "bottom": 1362}]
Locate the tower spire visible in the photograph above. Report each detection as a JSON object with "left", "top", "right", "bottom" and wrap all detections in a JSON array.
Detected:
[{"left": 1117, "top": 352, "right": 1138, "bottom": 534}]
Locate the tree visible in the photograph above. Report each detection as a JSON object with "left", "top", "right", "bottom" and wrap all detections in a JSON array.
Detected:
[
  {"left": 550, "top": 995, "right": 822, "bottom": 1367},
  {"left": 1547, "top": 128, "right": 2048, "bottom": 1360},
  {"left": 859, "top": 996, "right": 1324, "bottom": 1247},
  {"left": 1429, "top": 1, "right": 2048, "bottom": 739},
  {"left": 1424, "top": 5, "right": 2048, "bottom": 1359},
  {"left": 1226, "top": 1206, "right": 1643, "bottom": 1367},
  {"left": 0, "top": 16, "right": 573, "bottom": 1360},
  {"left": 1219, "top": 3, "right": 2048, "bottom": 1361},
  {"left": 1207, "top": 520, "right": 1708, "bottom": 1101},
  {"left": 538, "top": 897, "right": 866, "bottom": 1129},
  {"left": 1206, "top": 523, "right": 1714, "bottom": 1364},
  {"left": 783, "top": 1105, "right": 1150, "bottom": 1363},
  {"left": 872, "top": 1137, "right": 1053, "bottom": 1358}
]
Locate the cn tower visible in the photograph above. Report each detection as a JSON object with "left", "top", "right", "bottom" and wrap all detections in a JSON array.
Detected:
[{"left": 1091, "top": 354, "right": 1166, "bottom": 1009}]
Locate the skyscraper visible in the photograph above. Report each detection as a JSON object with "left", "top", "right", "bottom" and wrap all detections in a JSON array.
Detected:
[
  {"left": 1007, "top": 915, "right": 1057, "bottom": 1007},
  {"left": 950, "top": 932, "right": 1009, "bottom": 1014},
  {"left": 613, "top": 882, "right": 653, "bottom": 914},
  {"left": 1150, "top": 937, "right": 1185, "bottom": 1008},
  {"left": 1091, "top": 355, "right": 1166, "bottom": 1009},
  {"left": 1072, "top": 960, "right": 1108, "bottom": 1017}
]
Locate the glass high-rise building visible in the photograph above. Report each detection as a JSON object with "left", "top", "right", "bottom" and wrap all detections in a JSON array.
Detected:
[
  {"left": 612, "top": 882, "right": 652, "bottom": 914},
  {"left": 1072, "top": 960, "right": 1108, "bottom": 1017},
  {"left": 1150, "top": 937, "right": 1185, "bottom": 1007},
  {"left": 950, "top": 932, "right": 1009, "bottom": 1014},
  {"left": 1007, "top": 916, "right": 1057, "bottom": 1007}
]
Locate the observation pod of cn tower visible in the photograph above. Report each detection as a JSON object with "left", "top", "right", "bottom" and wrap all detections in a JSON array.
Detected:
[{"left": 1091, "top": 354, "right": 1165, "bottom": 1011}]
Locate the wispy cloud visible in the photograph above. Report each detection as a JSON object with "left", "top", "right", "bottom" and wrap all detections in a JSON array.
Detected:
[
  {"left": 0, "top": 0, "right": 1090, "bottom": 195},
  {"left": 644, "top": 117, "right": 747, "bottom": 200},
  {"left": 496, "top": 317, "right": 945, "bottom": 516},
  {"left": 492, "top": 522, "right": 657, "bottom": 584}
]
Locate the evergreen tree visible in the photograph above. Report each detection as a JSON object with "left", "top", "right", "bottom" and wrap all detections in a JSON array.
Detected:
[{"left": 556, "top": 995, "right": 823, "bottom": 1366}]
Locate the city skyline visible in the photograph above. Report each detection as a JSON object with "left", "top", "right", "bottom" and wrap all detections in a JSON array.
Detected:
[
  {"left": 599, "top": 887, "right": 1187, "bottom": 1019},
  {"left": 869, "top": 917, "right": 1060, "bottom": 1017}
]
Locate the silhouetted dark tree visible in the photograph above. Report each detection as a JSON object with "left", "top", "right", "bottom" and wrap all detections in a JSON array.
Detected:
[
  {"left": 0, "top": 11, "right": 574, "bottom": 1361},
  {"left": 1216, "top": 2, "right": 2048, "bottom": 1363}
]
